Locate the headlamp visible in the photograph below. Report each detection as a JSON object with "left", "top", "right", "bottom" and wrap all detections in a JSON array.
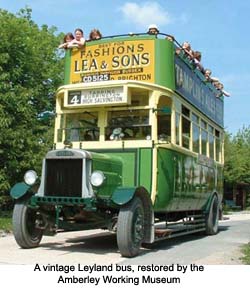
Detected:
[
  {"left": 24, "top": 170, "right": 38, "bottom": 186},
  {"left": 90, "top": 171, "right": 105, "bottom": 187}
]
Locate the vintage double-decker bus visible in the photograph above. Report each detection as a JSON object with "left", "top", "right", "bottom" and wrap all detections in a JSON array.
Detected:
[{"left": 11, "top": 32, "right": 224, "bottom": 257}]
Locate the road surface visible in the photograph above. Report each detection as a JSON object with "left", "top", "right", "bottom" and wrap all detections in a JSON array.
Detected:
[{"left": 0, "top": 212, "right": 249, "bottom": 265}]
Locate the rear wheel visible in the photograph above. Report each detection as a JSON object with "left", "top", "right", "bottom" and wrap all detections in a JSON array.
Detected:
[
  {"left": 205, "top": 195, "right": 219, "bottom": 235},
  {"left": 13, "top": 203, "right": 43, "bottom": 248},
  {"left": 117, "top": 197, "right": 145, "bottom": 257}
]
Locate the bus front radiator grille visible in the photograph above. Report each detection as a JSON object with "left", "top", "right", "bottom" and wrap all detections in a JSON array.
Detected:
[{"left": 44, "top": 159, "right": 82, "bottom": 197}]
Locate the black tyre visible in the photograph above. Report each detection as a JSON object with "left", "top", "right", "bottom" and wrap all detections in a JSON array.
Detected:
[
  {"left": 12, "top": 203, "right": 43, "bottom": 248},
  {"left": 117, "top": 197, "right": 144, "bottom": 257},
  {"left": 205, "top": 195, "right": 219, "bottom": 235}
]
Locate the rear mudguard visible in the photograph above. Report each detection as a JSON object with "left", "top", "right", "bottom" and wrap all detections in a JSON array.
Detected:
[{"left": 204, "top": 192, "right": 220, "bottom": 214}]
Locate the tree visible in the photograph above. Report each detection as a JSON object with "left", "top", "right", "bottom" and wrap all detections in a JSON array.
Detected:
[
  {"left": 0, "top": 7, "right": 64, "bottom": 196},
  {"left": 224, "top": 126, "right": 250, "bottom": 184}
]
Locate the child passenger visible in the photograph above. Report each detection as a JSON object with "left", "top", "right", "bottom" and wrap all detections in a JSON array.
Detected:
[
  {"left": 68, "top": 28, "right": 86, "bottom": 48},
  {"left": 58, "top": 32, "right": 74, "bottom": 49},
  {"left": 89, "top": 29, "right": 102, "bottom": 41}
]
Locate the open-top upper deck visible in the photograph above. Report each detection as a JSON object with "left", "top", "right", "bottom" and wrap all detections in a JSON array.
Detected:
[{"left": 62, "top": 33, "right": 223, "bottom": 128}]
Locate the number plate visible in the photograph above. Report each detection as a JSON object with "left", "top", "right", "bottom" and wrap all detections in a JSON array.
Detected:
[{"left": 81, "top": 73, "right": 110, "bottom": 83}]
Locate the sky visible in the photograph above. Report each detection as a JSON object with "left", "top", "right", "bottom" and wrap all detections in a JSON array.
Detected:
[{"left": 1, "top": 0, "right": 249, "bottom": 135}]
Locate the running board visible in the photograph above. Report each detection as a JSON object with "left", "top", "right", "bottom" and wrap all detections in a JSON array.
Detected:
[{"left": 154, "top": 214, "right": 206, "bottom": 242}]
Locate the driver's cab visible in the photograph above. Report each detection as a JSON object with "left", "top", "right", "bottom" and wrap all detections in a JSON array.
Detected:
[{"left": 57, "top": 111, "right": 99, "bottom": 143}]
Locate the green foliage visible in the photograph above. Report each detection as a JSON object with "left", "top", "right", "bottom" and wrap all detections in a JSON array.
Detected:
[
  {"left": 224, "top": 126, "right": 250, "bottom": 184},
  {"left": 0, "top": 7, "right": 64, "bottom": 196},
  {"left": 0, "top": 195, "right": 13, "bottom": 210},
  {"left": 222, "top": 204, "right": 232, "bottom": 215},
  {"left": 246, "top": 192, "right": 250, "bottom": 210},
  {"left": 0, "top": 210, "right": 12, "bottom": 232},
  {"left": 241, "top": 243, "right": 250, "bottom": 264}
]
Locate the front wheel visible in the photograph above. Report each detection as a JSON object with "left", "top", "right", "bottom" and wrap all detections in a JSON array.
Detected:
[
  {"left": 12, "top": 203, "right": 43, "bottom": 248},
  {"left": 117, "top": 197, "right": 145, "bottom": 257},
  {"left": 205, "top": 195, "right": 219, "bottom": 235}
]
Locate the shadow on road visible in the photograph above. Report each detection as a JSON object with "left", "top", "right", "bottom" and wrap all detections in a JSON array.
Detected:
[
  {"left": 37, "top": 222, "right": 231, "bottom": 258},
  {"left": 39, "top": 231, "right": 119, "bottom": 255}
]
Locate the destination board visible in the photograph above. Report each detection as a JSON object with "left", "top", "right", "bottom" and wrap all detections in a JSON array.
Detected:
[{"left": 65, "top": 86, "right": 127, "bottom": 107}]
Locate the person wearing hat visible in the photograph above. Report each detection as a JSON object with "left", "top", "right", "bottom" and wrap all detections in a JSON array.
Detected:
[{"left": 147, "top": 24, "right": 159, "bottom": 35}]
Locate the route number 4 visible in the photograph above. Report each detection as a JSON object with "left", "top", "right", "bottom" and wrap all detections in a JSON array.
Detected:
[{"left": 70, "top": 95, "right": 80, "bottom": 105}]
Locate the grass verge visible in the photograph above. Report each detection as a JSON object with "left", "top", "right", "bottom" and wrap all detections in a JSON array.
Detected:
[
  {"left": 0, "top": 210, "right": 12, "bottom": 233},
  {"left": 241, "top": 243, "right": 250, "bottom": 264}
]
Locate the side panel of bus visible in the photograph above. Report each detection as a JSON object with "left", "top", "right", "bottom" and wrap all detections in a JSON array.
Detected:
[{"left": 154, "top": 148, "right": 221, "bottom": 212}]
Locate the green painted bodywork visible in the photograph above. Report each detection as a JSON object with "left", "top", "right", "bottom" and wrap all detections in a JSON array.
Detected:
[
  {"left": 93, "top": 148, "right": 152, "bottom": 195},
  {"left": 92, "top": 146, "right": 222, "bottom": 212},
  {"left": 10, "top": 182, "right": 31, "bottom": 200},
  {"left": 138, "top": 148, "right": 152, "bottom": 191},
  {"left": 155, "top": 39, "right": 175, "bottom": 89},
  {"left": 94, "top": 150, "right": 137, "bottom": 186},
  {"left": 11, "top": 147, "right": 222, "bottom": 214},
  {"left": 91, "top": 152, "right": 122, "bottom": 199},
  {"left": 154, "top": 147, "right": 223, "bottom": 212},
  {"left": 84, "top": 148, "right": 152, "bottom": 206},
  {"left": 64, "top": 49, "right": 71, "bottom": 85}
]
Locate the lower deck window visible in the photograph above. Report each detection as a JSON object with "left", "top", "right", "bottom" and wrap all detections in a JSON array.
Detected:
[
  {"left": 158, "top": 114, "right": 171, "bottom": 141},
  {"left": 201, "top": 129, "right": 208, "bottom": 155},
  {"left": 182, "top": 116, "right": 190, "bottom": 149},
  {"left": 175, "top": 113, "right": 180, "bottom": 145},
  {"left": 192, "top": 124, "right": 200, "bottom": 153},
  {"left": 106, "top": 109, "right": 151, "bottom": 140}
]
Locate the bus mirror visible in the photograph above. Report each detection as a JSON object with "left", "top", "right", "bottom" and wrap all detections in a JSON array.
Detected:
[
  {"left": 153, "top": 107, "right": 171, "bottom": 114},
  {"left": 38, "top": 111, "right": 55, "bottom": 121},
  {"left": 162, "top": 107, "right": 171, "bottom": 114}
]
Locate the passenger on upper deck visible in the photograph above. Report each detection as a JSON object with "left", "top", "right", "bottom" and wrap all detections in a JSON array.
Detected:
[
  {"left": 204, "top": 69, "right": 219, "bottom": 83},
  {"left": 214, "top": 81, "right": 230, "bottom": 97},
  {"left": 68, "top": 28, "right": 86, "bottom": 48},
  {"left": 175, "top": 40, "right": 230, "bottom": 98},
  {"left": 176, "top": 41, "right": 194, "bottom": 60},
  {"left": 88, "top": 29, "right": 102, "bottom": 41},
  {"left": 193, "top": 51, "right": 205, "bottom": 73},
  {"left": 219, "top": 83, "right": 230, "bottom": 97},
  {"left": 181, "top": 41, "right": 194, "bottom": 59},
  {"left": 58, "top": 32, "right": 74, "bottom": 49},
  {"left": 147, "top": 24, "right": 159, "bottom": 36},
  {"left": 204, "top": 69, "right": 212, "bottom": 81},
  {"left": 165, "top": 35, "right": 175, "bottom": 42}
]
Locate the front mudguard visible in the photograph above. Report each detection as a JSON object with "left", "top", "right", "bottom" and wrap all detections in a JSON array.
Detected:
[
  {"left": 111, "top": 187, "right": 136, "bottom": 205},
  {"left": 111, "top": 186, "right": 154, "bottom": 244},
  {"left": 10, "top": 182, "right": 33, "bottom": 200}
]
